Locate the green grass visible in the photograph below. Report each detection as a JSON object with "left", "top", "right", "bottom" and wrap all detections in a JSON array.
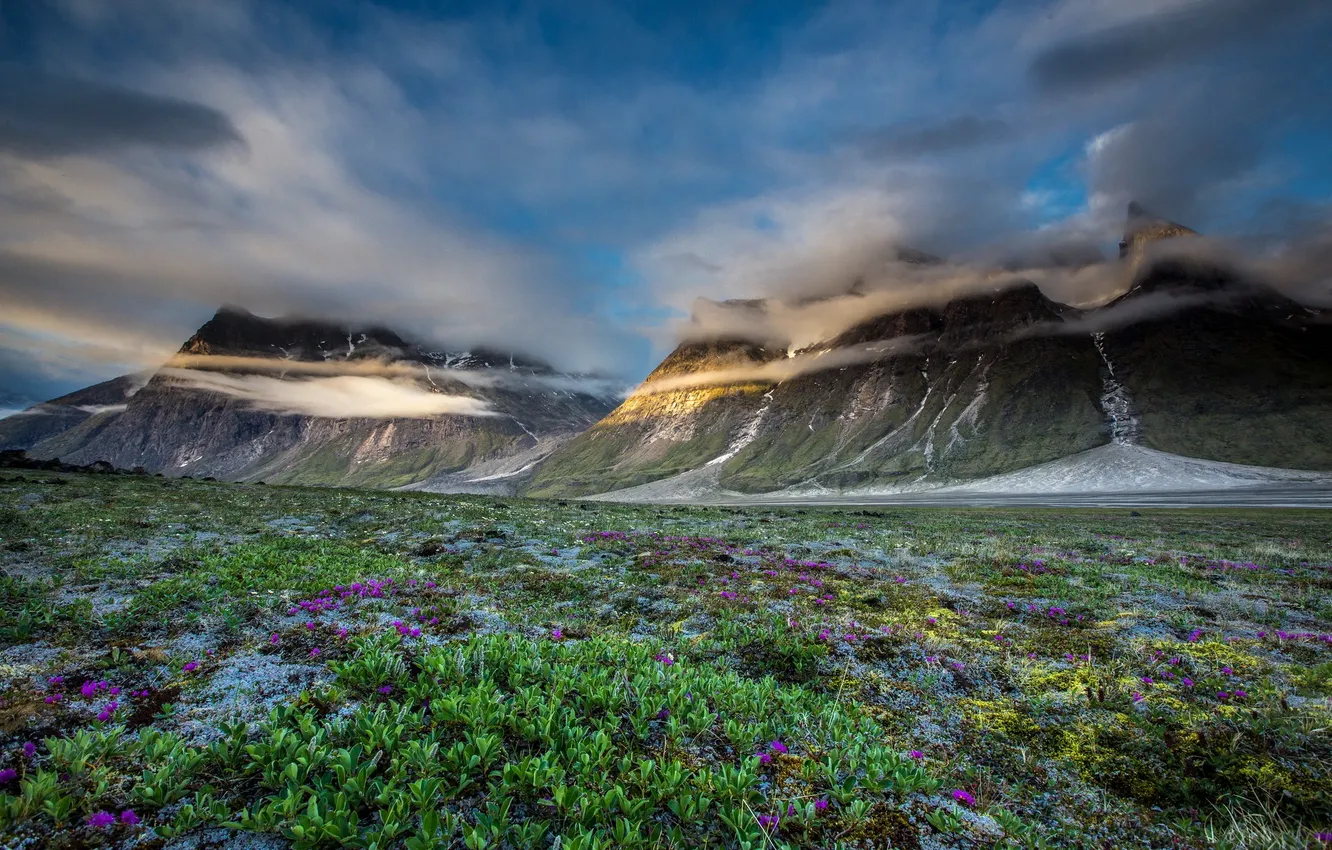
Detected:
[{"left": 0, "top": 471, "right": 1330, "bottom": 848}]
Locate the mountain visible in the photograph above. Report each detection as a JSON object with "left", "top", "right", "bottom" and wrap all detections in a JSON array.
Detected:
[
  {"left": 526, "top": 283, "right": 1108, "bottom": 496},
  {"left": 1097, "top": 229, "right": 1332, "bottom": 471},
  {"left": 19, "top": 307, "right": 617, "bottom": 491},
  {"left": 0, "top": 375, "right": 143, "bottom": 451},
  {"left": 528, "top": 206, "right": 1332, "bottom": 498}
]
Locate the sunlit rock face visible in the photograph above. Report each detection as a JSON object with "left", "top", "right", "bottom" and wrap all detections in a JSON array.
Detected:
[{"left": 1118, "top": 201, "right": 1199, "bottom": 260}]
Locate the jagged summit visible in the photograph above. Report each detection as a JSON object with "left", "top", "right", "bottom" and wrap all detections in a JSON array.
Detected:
[{"left": 1118, "top": 201, "right": 1199, "bottom": 259}]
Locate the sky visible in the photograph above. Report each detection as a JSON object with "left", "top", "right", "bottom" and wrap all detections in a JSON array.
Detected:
[{"left": 1, "top": 0, "right": 1330, "bottom": 414}]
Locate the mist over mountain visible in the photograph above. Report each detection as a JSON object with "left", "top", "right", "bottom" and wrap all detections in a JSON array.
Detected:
[
  {"left": 3, "top": 307, "right": 617, "bottom": 491},
  {"left": 528, "top": 205, "right": 1332, "bottom": 499}
]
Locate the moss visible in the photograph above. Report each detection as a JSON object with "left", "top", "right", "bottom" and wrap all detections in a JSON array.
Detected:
[{"left": 960, "top": 698, "right": 1042, "bottom": 742}]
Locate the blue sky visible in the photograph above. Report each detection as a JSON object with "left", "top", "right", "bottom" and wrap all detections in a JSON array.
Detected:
[{"left": 1, "top": 0, "right": 1330, "bottom": 411}]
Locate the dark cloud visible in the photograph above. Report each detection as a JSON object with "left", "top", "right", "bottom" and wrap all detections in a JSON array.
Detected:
[
  {"left": 863, "top": 115, "right": 1011, "bottom": 159},
  {"left": 0, "top": 69, "right": 244, "bottom": 157},
  {"left": 1083, "top": 92, "right": 1272, "bottom": 227},
  {"left": 1029, "top": 0, "right": 1330, "bottom": 93}
]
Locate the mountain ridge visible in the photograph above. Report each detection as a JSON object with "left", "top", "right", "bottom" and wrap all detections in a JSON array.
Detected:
[
  {"left": 6, "top": 203, "right": 1329, "bottom": 497},
  {"left": 525, "top": 203, "right": 1332, "bottom": 497},
  {"left": 4, "top": 310, "right": 618, "bottom": 490}
]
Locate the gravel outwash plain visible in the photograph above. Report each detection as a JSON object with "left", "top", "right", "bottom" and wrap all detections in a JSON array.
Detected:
[{"left": 0, "top": 471, "right": 1329, "bottom": 849}]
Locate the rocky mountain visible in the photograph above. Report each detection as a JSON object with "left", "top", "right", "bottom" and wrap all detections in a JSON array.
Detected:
[
  {"left": 527, "top": 204, "right": 1332, "bottom": 498},
  {"left": 0, "top": 374, "right": 143, "bottom": 452},
  {"left": 13, "top": 307, "right": 617, "bottom": 490}
]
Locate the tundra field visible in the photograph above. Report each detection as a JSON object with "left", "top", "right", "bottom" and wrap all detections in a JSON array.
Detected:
[{"left": 0, "top": 472, "right": 1329, "bottom": 850}]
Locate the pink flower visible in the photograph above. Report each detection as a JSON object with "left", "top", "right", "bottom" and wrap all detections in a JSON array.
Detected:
[
  {"left": 758, "top": 752, "right": 772, "bottom": 765},
  {"left": 951, "top": 789, "right": 976, "bottom": 807},
  {"left": 769, "top": 740, "right": 788, "bottom": 755},
  {"left": 551, "top": 628, "right": 563, "bottom": 640},
  {"left": 0, "top": 769, "right": 17, "bottom": 783},
  {"left": 908, "top": 750, "right": 924, "bottom": 760},
  {"left": 22, "top": 742, "right": 35, "bottom": 759},
  {"left": 814, "top": 798, "right": 829, "bottom": 813},
  {"left": 120, "top": 809, "right": 140, "bottom": 826},
  {"left": 378, "top": 685, "right": 392, "bottom": 695},
  {"left": 309, "top": 647, "right": 321, "bottom": 658},
  {"left": 269, "top": 633, "right": 281, "bottom": 645},
  {"left": 182, "top": 661, "right": 199, "bottom": 673}
]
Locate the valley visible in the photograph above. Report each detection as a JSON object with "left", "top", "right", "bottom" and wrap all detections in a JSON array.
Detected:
[{"left": 0, "top": 472, "right": 1329, "bottom": 848}]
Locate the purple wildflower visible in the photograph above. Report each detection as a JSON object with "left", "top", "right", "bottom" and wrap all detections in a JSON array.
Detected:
[
  {"left": 814, "top": 799, "right": 829, "bottom": 813},
  {"left": 182, "top": 661, "right": 199, "bottom": 673},
  {"left": 758, "top": 752, "right": 772, "bottom": 765},
  {"left": 378, "top": 685, "right": 392, "bottom": 695},
  {"left": 269, "top": 633, "right": 281, "bottom": 645},
  {"left": 0, "top": 768, "right": 17, "bottom": 783},
  {"left": 87, "top": 811, "right": 116, "bottom": 829},
  {"left": 22, "top": 742, "right": 35, "bottom": 759},
  {"left": 908, "top": 750, "right": 924, "bottom": 760},
  {"left": 769, "top": 740, "right": 788, "bottom": 755},
  {"left": 121, "top": 809, "right": 140, "bottom": 826},
  {"left": 551, "top": 628, "right": 563, "bottom": 640},
  {"left": 952, "top": 789, "right": 976, "bottom": 807}
]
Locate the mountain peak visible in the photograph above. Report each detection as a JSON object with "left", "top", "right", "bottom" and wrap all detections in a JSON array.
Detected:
[{"left": 1118, "top": 202, "right": 1199, "bottom": 259}]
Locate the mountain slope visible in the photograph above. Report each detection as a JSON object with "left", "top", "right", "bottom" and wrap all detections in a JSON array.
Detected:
[
  {"left": 1097, "top": 258, "right": 1332, "bottom": 470},
  {"left": 528, "top": 283, "right": 1110, "bottom": 496},
  {"left": 28, "top": 307, "right": 616, "bottom": 489},
  {"left": 0, "top": 375, "right": 142, "bottom": 451},
  {"left": 530, "top": 206, "right": 1332, "bottom": 499}
]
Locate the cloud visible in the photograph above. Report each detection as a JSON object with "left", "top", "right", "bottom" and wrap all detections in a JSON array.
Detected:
[
  {"left": 0, "top": 68, "right": 245, "bottom": 157},
  {"left": 0, "top": 0, "right": 1328, "bottom": 411},
  {"left": 164, "top": 353, "right": 629, "bottom": 398},
  {"left": 631, "top": 335, "right": 931, "bottom": 396},
  {"left": 166, "top": 354, "right": 426, "bottom": 379},
  {"left": 0, "top": 1, "right": 648, "bottom": 398},
  {"left": 863, "top": 116, "right": 1011, "bottom": 159},
  {"left": 159, "top": 369, "right": 495, "bottom": 419},
  {"left": 1028, "top": 0, "right": 1329, "bottom": 93}
]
